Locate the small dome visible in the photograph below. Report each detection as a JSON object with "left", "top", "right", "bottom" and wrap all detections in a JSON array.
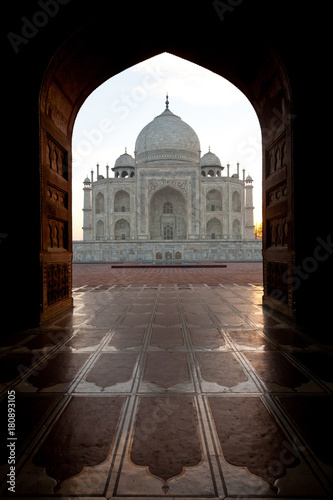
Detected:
[
  {"left": 83, "top": 176, "right": 91, "bottom": 183},
  {"left": 246, "top": 174, "right": 253, "bottom": 182},
  {"left": 114, "top": 151, "right": 135, "bottom": 168},
  {"left": 135, "top": 98, "right": 200, "bottom": 164},
  {"left": 200, "top": 150, "right": 221, "bottom": 167}
]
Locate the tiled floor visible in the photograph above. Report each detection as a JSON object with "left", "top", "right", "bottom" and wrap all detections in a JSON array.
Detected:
[{"left": 0, "top": 264, "right": 332, "bottom": 499}]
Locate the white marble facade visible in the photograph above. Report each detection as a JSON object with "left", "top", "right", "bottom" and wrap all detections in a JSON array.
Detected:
[{"left": 74, "top": 97, "right": 262, "bottom": 262}]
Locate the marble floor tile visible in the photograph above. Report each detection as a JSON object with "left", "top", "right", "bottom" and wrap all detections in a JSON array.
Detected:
[{"left": 0, "top": 264, "right": 332, "bottom": 499}]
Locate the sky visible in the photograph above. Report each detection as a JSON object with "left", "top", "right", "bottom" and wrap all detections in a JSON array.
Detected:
[{"left": 72, "top": 52, "right": 262, "bottom": 240}]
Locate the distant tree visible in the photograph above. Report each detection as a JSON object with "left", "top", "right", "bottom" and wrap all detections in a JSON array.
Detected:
[{"left": 254, "top": 222, "right": 262, "bottom": 239}]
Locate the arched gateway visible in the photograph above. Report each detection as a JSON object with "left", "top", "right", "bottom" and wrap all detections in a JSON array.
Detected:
[
  {"left": 5, "top": 0, "right": 329, "bottom": 331},
  {"left": 37, "top": 7, "right": 294, "bottom": 323}
]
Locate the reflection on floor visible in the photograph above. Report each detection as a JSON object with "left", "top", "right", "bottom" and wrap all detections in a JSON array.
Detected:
[{"left": 0, "top": 267, "right": 332, "bottom": 499}]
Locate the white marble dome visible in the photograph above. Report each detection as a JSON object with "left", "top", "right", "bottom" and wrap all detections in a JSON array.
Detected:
[
  {"left": 135, "top": 104, "right": 200, "bottom": 164},
  {"left": 200, "top": 150, "right": 221, "bottom": 167},
  {"left": 114, "top": 151, "right": 135, "bottom": 168}
]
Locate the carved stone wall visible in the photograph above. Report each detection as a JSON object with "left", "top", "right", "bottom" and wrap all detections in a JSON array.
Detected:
[
  {"left": 47, "top": 183, "right": 68, "bottom": 208},
  {"left": 266, "top": 182, "right": 288, "bottom": 208},
  {"left": 266, "top": 133, "right": 286, "bottom": 178},
  {"left": 46, "top": 263, "right": 70, "bottom": 306},
  {"left": 40, "top": 129, "right": 73, "bottom": 323},
  {"left": 262, "top": 121, "right": 294, "bottom": 319},
  {"left": 46, "top": 135, "right": 68, "bottom": 180},
  {"left": 73, "top": 240, "right": 262, "bottom": 262},
  {"left": 267, "top": 216, "right": 288, "bottom": 248},
  {"left": 266, "top": 261, "right": 288, "bottom": 302},
  {"left": 47, "top": 218, "right": 68, "bottom": 249}
]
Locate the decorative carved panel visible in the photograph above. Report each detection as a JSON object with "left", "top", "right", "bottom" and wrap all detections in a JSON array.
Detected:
[
  {"left": 266, "top": 134, "right": 287, "bottom": 179},
  {"left": 267, "top": 217, "right": 288, "bottom": 248},
  {"left": 263, "top": 122, "right": 294, "bottom": 321},
  {"left": 46, "top": 135, "right": 68, "bottom": 180},
  {"left": 148, "top": 179, "right": 188, "bottom": 195},
  {"left": 266, "top": 182, "right": 288, "bottom": 207},
  {"left": 46, "top": 263, "right": 70, "bottom": 306},
  {"left": 47, "top": 218, "right": 68, "bottom": 249},
  {"left": 47, "top": 183, "right": 68, "bottom": 209},
  {"left": 266, "top": 261, "right": 288, "bottom": 303}
]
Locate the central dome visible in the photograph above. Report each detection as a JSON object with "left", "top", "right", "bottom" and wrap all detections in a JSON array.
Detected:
[{"left": 135, "top": 101, "right": 200, "bottom": 164}]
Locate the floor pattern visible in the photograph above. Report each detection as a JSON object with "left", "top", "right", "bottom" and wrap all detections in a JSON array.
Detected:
[{"left": 0, "top": 274, "right": 332, "bottom": 499}]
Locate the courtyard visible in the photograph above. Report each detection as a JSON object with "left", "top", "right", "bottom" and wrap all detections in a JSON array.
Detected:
[{"left": 0, "top": 263, "right": 332, "bottom": 498}]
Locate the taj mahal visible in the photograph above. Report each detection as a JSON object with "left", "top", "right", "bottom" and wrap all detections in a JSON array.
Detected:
[{"left": 73, "top": 96, "right": 262, "bottom": 262}]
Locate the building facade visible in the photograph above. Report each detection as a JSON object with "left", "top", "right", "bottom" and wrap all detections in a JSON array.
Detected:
[{"left": 73, "top": 98, "right": 262, "bottom": 262}]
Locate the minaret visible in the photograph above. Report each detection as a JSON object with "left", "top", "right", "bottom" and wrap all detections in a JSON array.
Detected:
[
  {"left": 82, "top": 176, "right": 92, "bottom": 241},
  {"left": 245, "top": 174, "right": 255, "bottom": 239}
]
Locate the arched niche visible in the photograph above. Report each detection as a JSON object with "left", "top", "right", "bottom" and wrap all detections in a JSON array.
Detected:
[
  {"left": 114, "top": 219, "right": 130, "bottom": 240},
  {"left": 206, "top": 189, "right": 222, "bottom": 212},
  {"left": 149, "top": 185, "right": 187, "bottom": 240},
  {"left": 114, "top": 190, "right": 130, "bottom": 212},
  {"left": 96, "top": 220, "right": 104, "bottom": 240},
  {"left": 207, "top": 218, "right": 222, "bottom": 239},
  {"left": 232, "top": 219, "right": 241, "bottom": 238},
  {"left": 95, "top": 192, "right": 104, "bottom": 214},
  {"left": 232, "top": 191, "right": 241, "bottom": 212}
]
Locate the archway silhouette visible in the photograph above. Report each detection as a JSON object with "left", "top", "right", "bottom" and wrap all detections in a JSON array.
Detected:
[
  {"left": 38, "top": 7, "right": 293, "bottom": 323},
  {"left": 4, "top": 1, "right": 330, "bottom": 333}
]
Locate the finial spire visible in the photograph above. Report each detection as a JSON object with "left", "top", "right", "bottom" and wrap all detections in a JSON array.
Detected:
[
  {"left": 125, "top": 146, "right": 127, "bottom": 154},
  {"left": 165, "top": 93, "right": 169, "bottom": 110}
]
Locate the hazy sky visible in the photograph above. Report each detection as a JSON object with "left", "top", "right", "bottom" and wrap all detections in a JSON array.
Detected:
[{"left": 72, "top": 52, "right": 262, "bottom": 240}]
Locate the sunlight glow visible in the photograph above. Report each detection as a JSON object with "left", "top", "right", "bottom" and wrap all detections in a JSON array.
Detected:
[{"left": 72, "top": 53, "right": 262, "bottom": 240}]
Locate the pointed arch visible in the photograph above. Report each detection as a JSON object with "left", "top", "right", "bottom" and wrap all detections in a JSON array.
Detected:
[
  {"left": 95, "top": 192, "right": 104, "bottom": 213},
  {"left": 232, "top": 191, "right": 241, "bottom": 212},
  {"left": 114, "top": 190, "right": 130, "bottom": 212},
  {"left": 206, "top": 189, "right": 222, "bottom": 211},
  {"left": 233, "top": 219, "right": 241, "bottom": 238},
  {"left": 33, "top": 2, "right": 300, "bottom": 326},
  {"left": 206, "top": 218, "right": 222, "bottom": 239},
  {"left": 149, "top": 185, "right": 187, "bottom": 240},
  {"left": 114, "top": 218, "right": 130, "bottom": 240},
  {"left": 96, "top": 220, "right": 104, "bottom": 240}
]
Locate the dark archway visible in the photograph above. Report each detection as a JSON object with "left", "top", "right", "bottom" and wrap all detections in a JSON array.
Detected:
[
  {"left": 3, "top": 0, "right": 331, "bottom": 334},
  {"left": 38, "top": 6, "right": 294, "bottom": 323}
]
